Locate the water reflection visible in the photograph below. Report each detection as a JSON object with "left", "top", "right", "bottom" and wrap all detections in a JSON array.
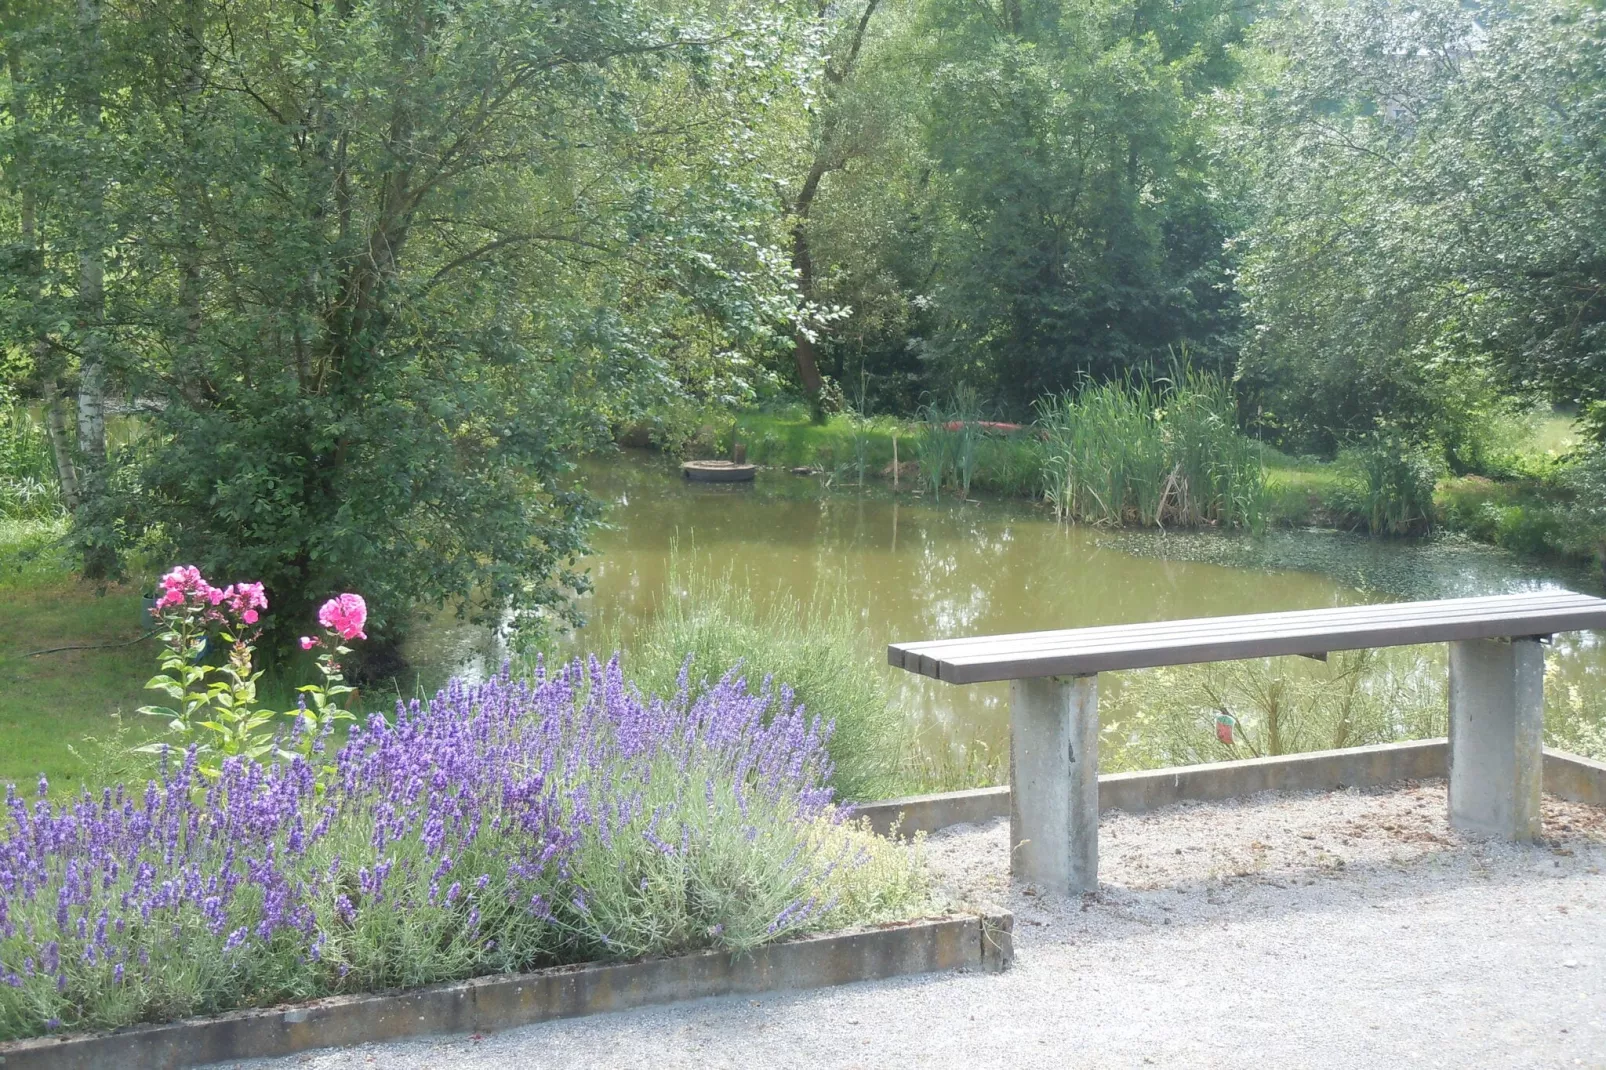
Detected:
[{"left": 405, "top": 453, "right": 1606, "bottom": 755}]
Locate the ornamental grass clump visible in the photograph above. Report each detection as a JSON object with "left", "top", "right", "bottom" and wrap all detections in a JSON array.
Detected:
[{"left": 0, "top": 658, "right": 928, "bottom": 1041}]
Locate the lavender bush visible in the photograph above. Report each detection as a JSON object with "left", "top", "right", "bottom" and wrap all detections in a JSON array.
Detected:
[{"left": 0, "top": 658, "right": 928, "bottom": 1041}]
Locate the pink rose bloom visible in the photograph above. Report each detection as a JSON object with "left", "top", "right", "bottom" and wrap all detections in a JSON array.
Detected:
[
  {"left": 318, "top": 593, "right": 367, "bottom": 641},
  {"left": 242, "top": 609, "right": 259, "bottom": 624},
  {"left": 299, "top": 636, "right": 319, "bottom": 650}
]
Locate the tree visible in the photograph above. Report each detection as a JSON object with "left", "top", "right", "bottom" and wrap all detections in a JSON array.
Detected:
[
  {"left": 783, "top": 0, "right": 884, "bottom": 408},
  {"left": 1227, "top": 0, "right": 1606, "bottom": 455},
  {"left": 911, "top": 0, "right": 1247, "bottom": 410},
  {"left": 1, "top": 0, "right": 811, "bottom": 653}
]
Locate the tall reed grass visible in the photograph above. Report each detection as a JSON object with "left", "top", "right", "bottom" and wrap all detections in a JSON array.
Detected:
[
  {"left": 613, "top": 554, "right": 904, "bottom": 801},
  {"left": 1332, "top": 436, "right": 1439, "bottom": 536},
  {"left": 1036, "top": 369, "right": 1267, "bottom": 529},
  {"left": 0, "top": 403, "right": 63, "bottom": 521}
]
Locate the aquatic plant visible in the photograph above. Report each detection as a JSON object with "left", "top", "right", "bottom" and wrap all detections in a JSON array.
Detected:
[
  {"left": 0, "top": 405, "right": 61, "bottom": 522},
  {"left": 0, "top": 658, "right": 927, "bottom": 1041},
  {"left": 1331, "top": 435, "right": 1439, "bottom": 536},
  {"left": 914, "top": 387, "right": 987, "bottom": 499},
  {"left": 1036, "top": 369, "right": 1267, "bottom": 530}
]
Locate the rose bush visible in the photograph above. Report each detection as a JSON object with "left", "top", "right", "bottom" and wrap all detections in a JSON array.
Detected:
[{"left": 140, "top": 567, "right": 368, "bottom": 779}]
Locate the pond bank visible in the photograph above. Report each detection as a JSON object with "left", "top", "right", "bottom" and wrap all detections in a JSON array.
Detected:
[
  {"left": 688, "top": 409, "right": 1605, "bottom": 579},
  {"left": 221, "top": 781, "right": 1606, "bottom": 1070}
]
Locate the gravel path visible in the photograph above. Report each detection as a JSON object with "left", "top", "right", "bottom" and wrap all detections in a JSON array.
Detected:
[{"left": 228, "top": 782, "right": 1606, "bottom": 1070}]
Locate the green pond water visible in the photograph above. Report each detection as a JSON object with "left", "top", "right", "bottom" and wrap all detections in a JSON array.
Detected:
[{"left": 406, "top": 454, "right": 1606, "bottom": 760}]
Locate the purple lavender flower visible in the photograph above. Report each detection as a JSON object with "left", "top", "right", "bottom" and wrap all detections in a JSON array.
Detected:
[{"left": 0, "top": 654, "right": 845, "bottom": 1039}]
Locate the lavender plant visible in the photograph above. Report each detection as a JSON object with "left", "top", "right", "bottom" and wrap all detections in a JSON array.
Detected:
[{"left": 0, "top": 658, "right": 927, "bottom": 1041}]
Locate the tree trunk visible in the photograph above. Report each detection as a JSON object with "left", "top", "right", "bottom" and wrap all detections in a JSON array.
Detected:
[
  {"left": 8, "top": 42, "right": 82, "bottom": 510},
  {"left": 790, "top": 201, "right": 826, "bottom": 400},
  {"left": 75, "top": 0, "right": 114, "bottom": 578},
  {"left": 43, "top": 386, "right": 82, "bottom": 510},
  {"left": 788, "top": 0, "right": 882, "bottom": 406},
  {"left": 75, "top": 0, "right": 107, "bottom": 472}
]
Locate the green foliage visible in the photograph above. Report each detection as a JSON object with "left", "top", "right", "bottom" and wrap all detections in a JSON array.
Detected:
[
  {"left": 1228, "top": 0, "right": 1606, "bottom": 453},
  {"left": 138, "top": 616, "right": 279, "bottom": 773},
  {"left": 1546, "top": 661, "right": 1606, "bottom": 762},
  {"left": 910, "top": 0, "right": 1246, "bottom": 406},
  {"left": 1329, "top": 436, "right": 1440, "bottom": 537},
  {"left": 617, "top": 554, "right": 903, "bottom": 801},
  {"left": 1037, "top": 369, "right": 1266, "bottom": 529},
  {"left": 1, "top": 0, "right": 817, "bottom": 650}
]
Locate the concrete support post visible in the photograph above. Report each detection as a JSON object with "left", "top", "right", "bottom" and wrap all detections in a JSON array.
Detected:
[
  {"left": 1009, "top": 674, "right": 1098, "bottom": 895},
  {"left": 1448, "top": 637, "right": 1544, "bottom": 840}
]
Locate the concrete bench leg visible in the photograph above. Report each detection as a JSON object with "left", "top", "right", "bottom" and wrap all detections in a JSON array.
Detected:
[
  {"left": 1009, "top": 674, "right": 1098, "bottom": 895},
  {"left": 1448, "top": 637, "right": 1544, "bottom": 840}
]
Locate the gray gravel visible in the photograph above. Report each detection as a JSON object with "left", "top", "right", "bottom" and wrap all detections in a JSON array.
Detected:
[{"left": 227, "top": 782, "right": 1606, "bottom": 1070}]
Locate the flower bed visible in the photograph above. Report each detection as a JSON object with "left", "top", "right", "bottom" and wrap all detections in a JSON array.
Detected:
[{"left": 0, "top": 659, "right": 928, "bottom": 1042}]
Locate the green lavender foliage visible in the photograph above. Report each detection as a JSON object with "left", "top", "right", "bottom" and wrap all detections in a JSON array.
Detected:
[{"left": 619, "top": 556, "right": 904, "bottom": 801}]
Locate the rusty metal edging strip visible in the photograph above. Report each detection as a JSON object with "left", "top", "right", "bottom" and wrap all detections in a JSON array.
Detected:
[{"left": 0, "top": 912, "right": 1012, "bottom": 1070}]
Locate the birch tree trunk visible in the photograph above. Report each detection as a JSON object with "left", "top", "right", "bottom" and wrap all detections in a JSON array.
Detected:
[
  {"left": 6, "top": 40, "right": 82, "bottom": 509},
  {"left": 75, "top": 0, "right": 108, "bottom": 474},
  {"left": 75, "top": 0, "right": 114, "bottom": 577}
]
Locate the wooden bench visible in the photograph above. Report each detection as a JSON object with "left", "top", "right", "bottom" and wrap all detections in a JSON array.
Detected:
[{"left": 889, "top": 591, "right": 1606, "bottom": 895}]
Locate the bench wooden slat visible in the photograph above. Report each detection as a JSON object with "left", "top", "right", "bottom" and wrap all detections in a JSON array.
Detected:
[
  {"left": 900, "top": 593, "right": 1596, "bottom": 669},
  {"left": 892, "top": 592, "right": 1599, "bottom": 663},
  {"left": 895, "top": 592, "right": 1595, "bottom": 662},
  {"left": 888, "top": 591, "right": 1606, "bottom": 684}
]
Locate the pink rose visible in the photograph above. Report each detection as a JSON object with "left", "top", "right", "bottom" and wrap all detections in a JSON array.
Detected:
[
  {"left": 317, "top": 593, "right": 367, "bottom": 641},
  {"left": 242, "top": 609, "right": 259, "bottom": 624}
]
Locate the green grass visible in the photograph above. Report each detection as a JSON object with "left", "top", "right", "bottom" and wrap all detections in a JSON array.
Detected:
[
  {"left": 0, "top": 519, "right": 158, "bottom": 789},
  {"left": 727, "top": 409, "right": 903, "bottom": 479},
  {"left": 600, "top": 550, "right": 905, "bottom": 801}
]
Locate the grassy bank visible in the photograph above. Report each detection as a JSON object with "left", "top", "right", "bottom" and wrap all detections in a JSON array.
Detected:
[
  {"left": 0, "top": 520, "right": 157, "bottom": 790},
  {"left": 713, "top": 406, "right": 1605, "bottom": 578}
]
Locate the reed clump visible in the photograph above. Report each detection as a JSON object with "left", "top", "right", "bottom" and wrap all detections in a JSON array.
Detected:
[{"left": 1036, "top": 369, "right": 1267, "bottom": 530}]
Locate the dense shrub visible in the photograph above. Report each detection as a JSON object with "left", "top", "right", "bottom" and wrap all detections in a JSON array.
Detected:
[
  {"left": 0, "top": 658, "right": 927, "bottom": 1041},
  {"left": 1330, "top": 438, "right": 1439, "bottom": 536}
]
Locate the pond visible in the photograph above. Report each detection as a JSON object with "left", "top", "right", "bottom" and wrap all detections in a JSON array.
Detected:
[{"left": 406, "top": 453, "right": 1606, "bottom": 764}]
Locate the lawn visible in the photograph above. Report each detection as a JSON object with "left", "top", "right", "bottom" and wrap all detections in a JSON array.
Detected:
[{"left": 0, "top": 520, "right": 156, "bottom": 789}]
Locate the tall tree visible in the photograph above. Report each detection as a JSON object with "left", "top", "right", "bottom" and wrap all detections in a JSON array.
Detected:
[
  {"left": 785, "top": 0, "right": 883, "bottom": 407},
  {"left": 913, "top": 0, "right": 1246, "bottom": 409},
  {"left": 1227, "top": 0, "right": 1606, "bottom": 455},
  {"left": 2, "top": 0, "right": 810, "bottom": 651}
]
